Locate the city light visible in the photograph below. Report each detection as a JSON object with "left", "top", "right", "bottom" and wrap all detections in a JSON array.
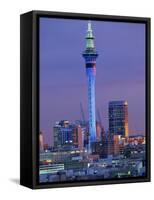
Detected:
[{"left": 39, "top": 21, "right": 146, "bottom": 184}]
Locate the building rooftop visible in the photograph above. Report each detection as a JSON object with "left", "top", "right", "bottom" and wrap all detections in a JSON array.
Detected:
[{"left": 109, "top": 100, "right": 128, "bottom": 106}]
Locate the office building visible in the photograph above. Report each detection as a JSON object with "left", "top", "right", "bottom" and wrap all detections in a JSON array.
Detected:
[{"left": 109, "top": 101, "right": 129, "bottom": 137}]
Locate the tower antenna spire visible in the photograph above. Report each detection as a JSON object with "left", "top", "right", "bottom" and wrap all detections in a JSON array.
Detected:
[
  {"left": 85, "top": 21, "right": 95, "bottom": 49},
  {"left": 88, "top": 20, "right": 92, "bottom": 31}
]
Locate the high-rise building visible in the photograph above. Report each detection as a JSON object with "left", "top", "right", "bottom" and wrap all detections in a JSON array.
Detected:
[
  {"left": 73, "top": 125, "right": 84, "bottom": 150},
  {"left": 82, "top": 21, "right": 98, "bottom": 152},
  {"left": 109, "top": 101, "right": 129, "bottom": 137},
  {"left": 54, "top": 120, "right": 85, "bottom": 149},
  {"left": 53, "top": 120, "right": 74, "bottom": 148}
]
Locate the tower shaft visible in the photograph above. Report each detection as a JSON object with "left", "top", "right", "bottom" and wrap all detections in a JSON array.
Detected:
[
  {"left": 87, "top": 67, "right": 96, "bottom": 142},
  {"left": 82, "top": 21, "right": 98, "bottom": 152}
]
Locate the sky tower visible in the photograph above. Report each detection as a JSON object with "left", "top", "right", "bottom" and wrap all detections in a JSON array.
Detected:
[{"left": 82, "top": 21, "right": 98, "bottom": 152}]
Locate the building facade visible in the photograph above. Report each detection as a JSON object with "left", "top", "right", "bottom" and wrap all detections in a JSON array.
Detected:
[
  {"left": 53, "top": 120, "right": 84, "bottom": 149},
  {"left": 53, "top": 120, "right": 74, "bottom": 148},
  {"left": 109, "top": 101, "right": 129, "bottom": 138},
  {"left": 73, "top": 125, "right": 84, "bottom": 149}
]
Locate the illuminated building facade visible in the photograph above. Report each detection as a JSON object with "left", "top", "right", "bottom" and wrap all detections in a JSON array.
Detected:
[
  {"left": 53, "top": 120, "right": 74, "bottom": 148},
  {"left": 73, "top": 125, "right": 84, "bottom": 149},
  {"left": 109, "top": 101, "right": 129, "bottom": 137},
  {"left": 54, "top": 120, "right": 84, "bottom": 149},
  {"left": 113, "top": 135, "right": 124, "bottom": 155},
  {"left": 82, "top": 21, "right": 98, "bottom": 152}
]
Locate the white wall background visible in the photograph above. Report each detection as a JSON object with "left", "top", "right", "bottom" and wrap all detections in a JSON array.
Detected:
[{"left": 0, "top": 0, "right": 153, "bottom": 199}]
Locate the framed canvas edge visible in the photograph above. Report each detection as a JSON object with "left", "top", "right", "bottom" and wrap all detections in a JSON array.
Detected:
[{"left": 21, "top": 10, "right": 151, "bottom": 189}]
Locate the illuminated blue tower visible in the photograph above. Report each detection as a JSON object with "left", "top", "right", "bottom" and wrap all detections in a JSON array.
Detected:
[{"left": 82, "top": 21, "right": 98, "bottom": 152}]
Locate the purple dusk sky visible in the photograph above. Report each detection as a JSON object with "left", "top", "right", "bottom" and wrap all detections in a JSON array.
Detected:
[{"left": 39, "top": 17, "right": 145, "bottom": 146}]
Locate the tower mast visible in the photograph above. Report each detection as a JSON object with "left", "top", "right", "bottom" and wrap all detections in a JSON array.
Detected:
[{"left": 82, "top": 21, "right": 98, "bottom": 153}]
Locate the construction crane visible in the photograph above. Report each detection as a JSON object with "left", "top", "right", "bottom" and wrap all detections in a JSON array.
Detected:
[{"left": 80, "top": 102, "right": 86, "bottom": 122}]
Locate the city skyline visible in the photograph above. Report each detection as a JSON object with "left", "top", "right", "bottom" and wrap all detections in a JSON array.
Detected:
[{"left": 40, "top": 18, "right": 145, "bottom": 145}]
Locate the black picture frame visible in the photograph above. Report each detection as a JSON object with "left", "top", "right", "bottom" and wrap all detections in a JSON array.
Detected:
[{"left": 20, "top": 10, "right": 151, "bottom": 189}]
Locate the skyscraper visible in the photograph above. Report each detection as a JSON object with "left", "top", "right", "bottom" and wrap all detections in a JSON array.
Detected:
[
  {"left": 82, "top": 21, "right": 98, "bottom": 152},
  {"left": 109, "top": 101, "right": 129, "bottom": 137}
]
